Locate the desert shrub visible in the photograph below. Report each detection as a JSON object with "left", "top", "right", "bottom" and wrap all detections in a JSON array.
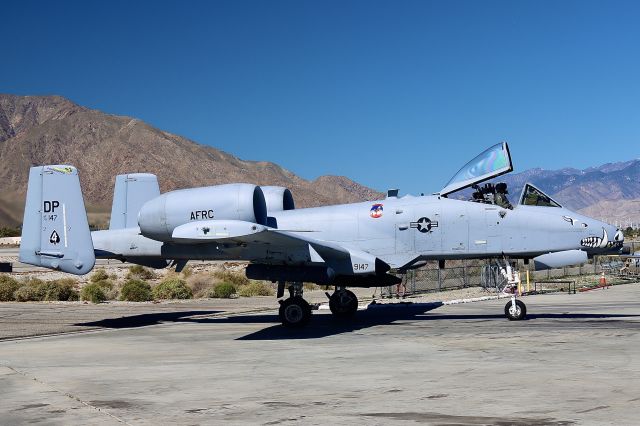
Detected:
[
  {"left": 0, "top": 227, "right": 21, "bottom": 238},
  {"left": 44, "top": 279, "right": 79, "bottom": 301},
  {"left": 208, "top": 282, "right": 236, "bottom": 298},
  {"left": 181, "top": 265, "right": 193, "bottom": 279},
  {"left": 14, "top": 285, "right": 39, "bottom": 302},
  {"left": 89, "top": 269, "right": 110, "bottom": 283},
  {"left": 187, "top": 273, "right": 214, "bottom": 298},
  {"left": 237, "top": 281, "right": 274, "bottom": 297},
  {"left": 152, "top": 278, "right": 192, "bottom": 300},
  {"left": 120, "top": 279, "right": 152, "bottom": 302},
  {"left": 81, "top": 283, "right": 106, "bottom": 303},
  {"left": 0, "top": 275, "right": 21, "bottom": 301},
  {"left": 92, "top": 279, "right": 118, "bottom": 300},
  {"left": 303, "top": 283, "right": 320, "bottom": 291},
  {"left": 213, "top": 270, "right": 249, "bottom": 287},
  {"left": 126, "top": 265, "right": 157, "bottom": 280},
  {"left": 22, "top": 277, "right": 44, "bottom": 287}
]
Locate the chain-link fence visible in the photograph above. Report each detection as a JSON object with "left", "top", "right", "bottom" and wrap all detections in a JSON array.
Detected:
[
  {"left": 381, "top": 260, "right": 487, "bottom": 297},
  {"left": 380, "top": 256, "right": 629, "bottom": 298}
]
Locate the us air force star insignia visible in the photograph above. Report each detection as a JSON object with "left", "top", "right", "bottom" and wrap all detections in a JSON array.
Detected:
[{"left": 410, "top": 217, "right": 439, "bottom": 233}]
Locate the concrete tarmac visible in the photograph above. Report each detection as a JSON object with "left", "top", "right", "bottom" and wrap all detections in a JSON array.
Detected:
[{"left": 1, "top": 284, "right": 639, "bottom": 425}]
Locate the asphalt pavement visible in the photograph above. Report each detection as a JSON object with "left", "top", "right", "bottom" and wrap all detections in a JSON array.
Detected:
[{"left": 1, "top": 284, "right": 639, "bottom": 425}]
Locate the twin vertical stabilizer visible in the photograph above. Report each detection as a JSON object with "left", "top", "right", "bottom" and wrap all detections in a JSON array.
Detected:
[
  {"left": 19, "top": 165, "right": 95, "bottom": 275},
  {"left": 109, "top": 173, "right": 160, "bottom": 230}
]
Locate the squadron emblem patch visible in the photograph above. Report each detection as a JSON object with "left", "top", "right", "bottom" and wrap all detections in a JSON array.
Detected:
[{"left": 370, "top": 203, "right": 383, "bottom": 218}]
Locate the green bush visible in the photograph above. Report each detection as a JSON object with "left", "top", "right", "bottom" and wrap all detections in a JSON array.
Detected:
[
  {"left": 120, "top": 279, "right": 152, "bottom": 302},
  {"left": 81, "top": 283, "right": 106, "bottom": 303},
  {"left": 152, "top": 278, "right": 192, "bottom": 300},
  {"left": 38, "top": 279, "right": 79, "bottom": 301},
  {"left": 14, "top": 285, "right": 39, "bottom": 302},
  {"left": 92, "top": 279, "right": 118, "bottom": 300},
  {"left": 0, "top": 275, "right": 20, "bottom": 301},
  {"left": 0, "top": 227, "right": 21, "bottom": 238},
  {"left": 213, "top": 270, "right": 249, "bottom": 287},
  {"left": 126, "top": 265, "right": 157, "bottom": 280},
  {"left": 89, "top": 269, "right": 110, "bottom": 283},
  {"left": 208, "top": 282, "right": 236, "bottom": 298},
  {"left": 9, "top": 277, "right": 79, "bottom": 302},
  {"left": 237, "top": 281, "right": 274, "bottom": 297}
]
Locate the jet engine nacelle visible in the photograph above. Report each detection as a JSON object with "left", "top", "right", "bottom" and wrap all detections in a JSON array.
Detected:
[
  {"left": 138, "top": 184, "right": 267, "bottom": 242},
  {"left": 533, "top": 249, "right": 588, "bottom": 271},
  {"left": 261, "top": 186, "right": 295, "bottom": 213}
]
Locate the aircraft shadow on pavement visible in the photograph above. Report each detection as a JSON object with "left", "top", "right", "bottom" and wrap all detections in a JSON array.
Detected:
[
  {"left": 74, "top": 307, "right": 640, "bottom": 340},
  {"left": 230, "top": 310, "right": 640, "bottom": 340},
  {"left": 75, "top": 310, "right": 221, "bottom": 329}
]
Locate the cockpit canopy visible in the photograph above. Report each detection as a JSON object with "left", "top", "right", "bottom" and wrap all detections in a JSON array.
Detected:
[{"left": 440, "top": 142, "right": 513, "bottom": 197}]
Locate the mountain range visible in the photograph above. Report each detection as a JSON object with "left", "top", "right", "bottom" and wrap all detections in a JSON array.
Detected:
[
  {"left": 497, "top": 161, "right": 640, "bottom": 227},
  {"left": 1, "top": 94, "right": 638, "bottom": 229},
  {"left": 0, "top": 94, "right": 382, "bottom": 228}
]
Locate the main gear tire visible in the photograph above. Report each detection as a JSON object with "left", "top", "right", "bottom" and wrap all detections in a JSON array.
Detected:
[
  {"left": 279, "top": 296, "right": 312, "bottom": 327},
  {"left": 329, "top": 289, "right": 358, "bottom": 318}
]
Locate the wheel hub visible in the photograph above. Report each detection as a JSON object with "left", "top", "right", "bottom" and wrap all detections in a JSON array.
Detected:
[{"left": 284, "top": 304, "right": 303, "bottom": 323}]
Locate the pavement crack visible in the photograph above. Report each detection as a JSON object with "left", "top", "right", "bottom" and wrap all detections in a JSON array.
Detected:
[{"left": 4, "top": 365, "right": 132, "bottom": 425}]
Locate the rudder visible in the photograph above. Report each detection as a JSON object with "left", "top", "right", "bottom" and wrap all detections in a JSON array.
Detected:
[{"left": 19, "top": 165, "right": 95, "bottom": 275}]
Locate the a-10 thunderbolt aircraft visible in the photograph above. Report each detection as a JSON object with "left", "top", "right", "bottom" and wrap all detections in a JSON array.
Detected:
[{"left": 20, "top": 143, "right": 624, "bottom": 326}]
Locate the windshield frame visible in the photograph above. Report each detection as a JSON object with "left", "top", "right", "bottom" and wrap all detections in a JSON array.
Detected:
[{"left": 518, "top": 183, "right": 562, "bottom": 208}]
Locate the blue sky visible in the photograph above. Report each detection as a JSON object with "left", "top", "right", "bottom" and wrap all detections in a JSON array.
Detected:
[{"left": 2, "top": 1, "right": 639, "bottom": 195}]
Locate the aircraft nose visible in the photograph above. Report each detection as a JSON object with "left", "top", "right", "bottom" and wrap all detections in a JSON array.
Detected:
[{"left": 579, "top": 220, "right": 623, "bottom": 252}]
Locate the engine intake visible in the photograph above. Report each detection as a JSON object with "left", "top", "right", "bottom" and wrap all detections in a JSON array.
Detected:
[
  {"left": 138, "top": 184, "right": 267, "bottom": 241},
  {"left": 261, "top": 186, "right": 295, "bottom": 213}
]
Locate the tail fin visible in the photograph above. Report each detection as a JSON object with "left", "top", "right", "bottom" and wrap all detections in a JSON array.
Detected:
[
  {"left": 109, "top": 173, "right": 160, "bottom": 230},
  {"left": 19, "top": 165, "right": 95, "bottom": 275}
]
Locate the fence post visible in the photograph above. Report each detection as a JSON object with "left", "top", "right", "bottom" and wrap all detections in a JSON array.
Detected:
[
  {"left": 463, "top": 265, "right": 467, "bottom": 288},
  {"left": 437, "top": 267, "right": 442, "bottom": 291}
]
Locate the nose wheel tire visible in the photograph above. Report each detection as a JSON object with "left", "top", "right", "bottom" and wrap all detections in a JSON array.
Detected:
[
  {"left": 504, "top": 299, "right": 527, "bottom": 321},
  {"left": 329, "top": 289, "right": 359, "bottom": 318},
  {"left": 279, "top": 296, "right": 312, "bottom": 327}
]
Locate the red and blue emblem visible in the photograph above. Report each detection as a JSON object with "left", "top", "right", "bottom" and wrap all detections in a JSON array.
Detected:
[{"left": 370, "top": 203, "right": 383, "bottom": 218}]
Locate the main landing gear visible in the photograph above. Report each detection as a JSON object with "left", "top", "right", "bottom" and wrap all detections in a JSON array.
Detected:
[
  {"left": 278, "top": 282, "right": 312, "bottom": 327},
  {"left": 277, "top": 282, "right": 360, "bottom": 327},
  {"left": 328, "top": 287, "right": 358, "bottom": 318},
  {"left": 504, "top": 296, "right": 527, "bottom": 321}
]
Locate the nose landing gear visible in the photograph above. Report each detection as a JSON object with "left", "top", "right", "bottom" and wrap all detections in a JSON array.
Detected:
[{"left": 505, "top": 297, "right": 527, "bottom": 321}]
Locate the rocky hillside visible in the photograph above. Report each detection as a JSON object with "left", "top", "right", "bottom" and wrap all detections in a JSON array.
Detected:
[{"left": 0, "top": 94, "right": 382, "bottom": 227}]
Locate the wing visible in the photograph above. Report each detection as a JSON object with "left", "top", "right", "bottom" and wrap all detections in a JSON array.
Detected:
[{"left": 171, "top": 219, "right": 393, "bottom": 279}]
